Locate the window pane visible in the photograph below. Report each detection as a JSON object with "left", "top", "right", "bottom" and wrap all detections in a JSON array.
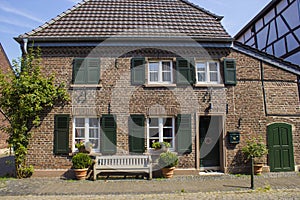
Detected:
[
  {"left": 149, "top": 128, "right": 159, "bottom": 137},
  {"left": 196, "top": 63, "right": 205, "bottom": 71},
  {"left": 149, "top": 62, "right": 159, "bottom": 71},
  {"left": 75, "top": 128, "right": 85, "bottom": 137},
  {"left": 162, "top": 62, "right": 171, "bottom": 71},
  {"left": 210, "top": 72, "right": 218, "bottom": 82},
  {"left": 162, "top": 72, "right": 171, "bottom": 82},
  {"left": 209, "top": 62, "right": 218, "bottom": 72},
  {"left": 89, "top": 129, "right": 99, "bottom": 138},
  {"left": 149, "top": 118, "right": 159, "bottom": 127},
  {"left": 89, "top": 139, "right": 99, "bottom": 149},
  {"left": 163, "top": 128, "right": 173, "bottom": 137},
  {"left": 198, "top": 72, "right": 206, "bottom": 82},
  {"left": 163, "top": 118, "right": 173, "bottom": 126},
  {"left": 150, "top": 72, "right": 158, "bottom": 82},
  {"left": 75, "top": 118, "right": 85, "bottom": 127},
  {"left": 89, "top": 118, "right": 98, "bottom": 127}
]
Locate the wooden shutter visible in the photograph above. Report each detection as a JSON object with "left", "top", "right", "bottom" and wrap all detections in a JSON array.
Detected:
[
  {"left": 176, "top": 58, "right": 195, "bottom": 85},
  {"left": 86, "top": 58, "right": 100, "bottom": 84},
  {"left": 176, "top": 114, "right": 192, "bottom": 154},
  {"left": 128, "top": 115, "right": 145, "bottom": 154},
  {"left": 101, "top": 115, "right": 117, "bottom": 154},
  {"left": 131, "top": 58, "right": 145, "bottom": 85},
  {"left": 54, "top": 115, "right": 70, "bottom": 154},
  {"left": 224, "top": 59, "right": 237, "bottom": 85},
  {"left": 72, "top": 58, "right": 86, "bottom": 84}
]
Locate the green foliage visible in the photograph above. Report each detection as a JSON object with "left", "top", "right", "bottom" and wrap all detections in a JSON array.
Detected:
[
  {"left": 0, "top": 48, "right": 69, "bottom": 178},
  {"left": 158, "top": 151, "right": 178, "bottom": 168},
  {"left": 152, "top": 141, "right": 171, "bottom": 149},
  {"left": 71, "top": 153, "right": 92, "bottom": 169},
  {"left": 242, "top": 136, "right": 268, "bottom": 159}
]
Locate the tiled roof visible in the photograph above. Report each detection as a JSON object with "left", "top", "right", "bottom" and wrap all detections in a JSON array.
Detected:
[{"left": 17, "top": 0, "right": 231, "bottom": 41}]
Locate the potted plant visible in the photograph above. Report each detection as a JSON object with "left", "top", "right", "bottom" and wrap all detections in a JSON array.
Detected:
[
  {"left": 158, "top": 151, "right": 178, "bottom": 178},
  {"left": 242, "top": 136, "right": 268, "bottom": 175},
  {"left": 152, "top": 141, "right": 171, "bottom": 152},
  {"left": 71, "top": 153, "right": 92, "bottom": 180},
  {"left": 75, "top": 141, "right": 93, "bottom": 153}
]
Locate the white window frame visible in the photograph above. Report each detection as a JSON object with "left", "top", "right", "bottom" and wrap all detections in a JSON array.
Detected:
[
  {"left": 196, "top": 61, "right": 220, "bottom": 84},
  {"left": 147, "top": 117, "right": 175, "bottom": 151},
  {"left": 73, "top": 117, "right": 100, "bottom": 153},
  {"left": 148, "top": 60, "right": 173, "bottom": 84}
]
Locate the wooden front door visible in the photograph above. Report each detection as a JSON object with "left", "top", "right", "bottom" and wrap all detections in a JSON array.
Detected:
[
  {"left": 267, "top": 123, "right": 294, "bottom": 172},
  {"left": 199, "top": 116, "right": 221, "bottom": 169}
]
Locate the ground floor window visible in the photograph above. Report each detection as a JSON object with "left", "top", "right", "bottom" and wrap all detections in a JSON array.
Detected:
[
  {"left": 147, "top": 117, "right": 175, "bottom": 150},
  {"left": 73, "top": 117, "right": 100, "bottom": 152}
]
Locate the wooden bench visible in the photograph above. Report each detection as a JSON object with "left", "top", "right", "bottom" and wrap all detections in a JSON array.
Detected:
[{"left": 93, "top": 155, "right": 152, "bottom": 180}]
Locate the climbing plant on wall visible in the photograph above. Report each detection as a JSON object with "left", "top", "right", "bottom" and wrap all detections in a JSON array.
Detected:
[{"left": 0, "top": 48, "right": 69, "bottom": 178}]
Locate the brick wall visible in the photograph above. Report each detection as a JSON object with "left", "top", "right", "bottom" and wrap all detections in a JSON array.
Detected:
[
  {"left": 26, "top": 47, "right": 300, "bottom": 174},
  {"left": 0, "top": 44, "right": 12, "bottom": 149}
]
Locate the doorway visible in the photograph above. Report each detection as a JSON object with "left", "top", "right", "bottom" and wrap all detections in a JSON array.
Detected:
[{"left": 199, "top": 116, "right": 222, "bottom": 171}]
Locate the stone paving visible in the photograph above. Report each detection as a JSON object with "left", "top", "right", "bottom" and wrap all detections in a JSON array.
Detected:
[{"left": 0, "top": 172, "right": 299, "bottom": 199}]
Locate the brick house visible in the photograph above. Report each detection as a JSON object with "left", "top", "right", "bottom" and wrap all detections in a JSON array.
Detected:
[
  {"left": 0, "top": 43, "right": 12, "bottom": 150},
  {"left": 14, "top": 0, "right": 300, "bottom": 176}
]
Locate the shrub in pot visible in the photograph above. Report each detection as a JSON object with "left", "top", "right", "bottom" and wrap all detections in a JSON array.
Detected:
[
  {"left": 242, "top": 136, "right": 268, "bottom": 175},
  {"left": 152, "top": 141, "right": 171, "bottom": 152},
  {"left": 158, "top": 151, "right": 178, "bottom": 178},
  {"left": 72, "top": 153, "right": 92, "bottom": 180}
]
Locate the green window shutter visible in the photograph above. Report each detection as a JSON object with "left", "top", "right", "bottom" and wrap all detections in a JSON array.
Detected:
[
  {"left": 131, "top": 58, "right": 145, "bottom": 85},
  {"left": 72, "top": 58, "right": 86, "bottom": 84},
  {"left": 101, "top": 115, "right": 117, "bottom": 154},
  {"left": 86, "top": 58, "right": 100, "bottom": 84},
  {"left": 54, "top": 115, "right": 70, "bottom": 154},
  {"left": 224, "top": 59, "right": 237, "bottom": 85},
  {"left": 176, "top": 58, "right": 195, "bottom": 85},
  {"left": 176, "top": 114, "right": 192, "bottom": 154},
  {"left": 128, "top": 115, "right": 145, "bottom": 154}
]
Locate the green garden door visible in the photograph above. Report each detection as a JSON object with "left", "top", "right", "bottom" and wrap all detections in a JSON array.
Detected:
[{"left": 267, "top": 123, "right": 294, "bottom": 172}]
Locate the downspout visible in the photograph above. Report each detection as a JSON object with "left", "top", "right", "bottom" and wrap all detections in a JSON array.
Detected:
[
  {"left": 260, "top": 61, "right": 268, "bottom": 116},
  {"left": 23, "top": 38, "right": 28, "bottom": 54}
]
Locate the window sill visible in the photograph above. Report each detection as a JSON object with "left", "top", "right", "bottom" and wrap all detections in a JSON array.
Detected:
[
  {"left": 144, "top": 84, "right": 177, "bottom": 88},
  {"left": 194, "top": 83, "right": 224, "bottom": 88},
  {"left": 70, "top": 84, "right": 102, "bottom": 89}
]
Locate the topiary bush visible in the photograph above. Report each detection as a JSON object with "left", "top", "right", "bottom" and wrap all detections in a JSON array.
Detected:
[
  {"left": 158, "top": 151, "right": 178, "bottom": 168},
  {"left": 71, "top": 153, "right": 92, "bottom": 169}
]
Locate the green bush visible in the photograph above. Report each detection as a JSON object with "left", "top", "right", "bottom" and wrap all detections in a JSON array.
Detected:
[
  {"left": 71, "top": 153, "right": 92, "bottom": 169},
  {"left": 242, "top": 136, "right": 268, "bottom": 159},
  {"left": 152, "top": 141, "right": 171, "bottom": 149},
  {"left": 158, "top": 151, "right": 178, "bottom": 168}
]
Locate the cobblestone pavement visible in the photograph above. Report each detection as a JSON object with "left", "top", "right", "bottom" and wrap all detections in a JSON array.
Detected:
[{"left": 0, "top": 172, "right": 299, "bottom": 199}]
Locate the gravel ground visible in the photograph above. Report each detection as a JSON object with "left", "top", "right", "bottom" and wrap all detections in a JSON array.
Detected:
[{"left": 0, "top": 172, "right": 299, "bottom": 199}]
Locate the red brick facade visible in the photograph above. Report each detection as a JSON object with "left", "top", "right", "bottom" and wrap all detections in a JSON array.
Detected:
[
  {"left": 0, "top": 43, "right": 11, "bottom": 149},
  {"left": 25, "top": 46, "right": 300, "bottom": 174}
]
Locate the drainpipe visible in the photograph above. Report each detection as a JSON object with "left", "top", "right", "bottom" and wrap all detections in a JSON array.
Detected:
[{"left": 23, "top": 38, "right": 28, "bottom": 54}]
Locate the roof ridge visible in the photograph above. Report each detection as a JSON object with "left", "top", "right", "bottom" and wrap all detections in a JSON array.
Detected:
[
  {"left": 179, "top": 0, "right": 223, "bottom": 20},
  {"left": 18, "top": 0, "right": 90, "bottom": 38}
]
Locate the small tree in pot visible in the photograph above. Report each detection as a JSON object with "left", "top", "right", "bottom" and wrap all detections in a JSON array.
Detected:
[
  {"left": 242, "top": 136, "right": 268, "bottom": 189},
  {"left": 72, "top": 153, "right": 92, "bottom": 180},
  {"left": 158, "top": 151, "right": 178, "bottom": 178}
]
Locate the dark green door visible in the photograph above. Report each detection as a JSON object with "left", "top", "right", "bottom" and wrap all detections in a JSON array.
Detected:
[
  {"left": 267, "top": 123, "right": 294, "bottom": 172},
  {"left": 199, "top": 116, "right": 221, "bottom": 168}
]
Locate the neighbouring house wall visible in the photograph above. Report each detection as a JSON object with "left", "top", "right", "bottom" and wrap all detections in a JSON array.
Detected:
[
  {"left": 0, "top": 44, "right": 12, "bottom": 150},
  {"left": 25, "top": 47, "right": 300, "bottom": 173}
]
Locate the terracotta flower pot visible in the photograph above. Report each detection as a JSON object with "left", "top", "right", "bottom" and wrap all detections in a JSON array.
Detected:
[
  {"left": 73, "top": 168, "right": 88, "bottom": 180},
  {"left": 254, "top": 163, "right": 263, "bottom": 175},
  {"left": 161, "top": 167, "right": 175, "bottom": 178}
]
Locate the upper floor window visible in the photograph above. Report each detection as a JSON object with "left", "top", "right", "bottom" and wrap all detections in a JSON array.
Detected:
[
  {"left": 74, "top": 117, "right": 100, "bottom": 152},
  {"left": 148, "top": 61, "right": 173, "bottom": 84},
  {"left": 72, "top": 58, "right": 100, "bottom": 85},
  {"left": 196, "top": 61, "right": 220, "bottom": 84}
]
